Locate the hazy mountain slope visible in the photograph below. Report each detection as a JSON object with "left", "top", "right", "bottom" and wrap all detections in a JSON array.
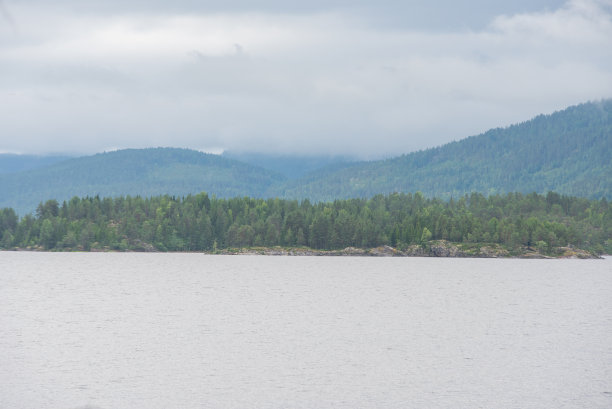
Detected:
[
  {"left": 0, "top": 148, "right": 285, "bottom": 215},
  {"left": 222, "top": 151, "right": 356, "bottom": 179},
  {"left": 1, "top": 101, "right": 609, "bottom": 216},
  {"left": 0, "top": 154, "right": 72, "bottom": 174},
  {"left": 270, "top": 100, "right": 612, "bottom": 201}
]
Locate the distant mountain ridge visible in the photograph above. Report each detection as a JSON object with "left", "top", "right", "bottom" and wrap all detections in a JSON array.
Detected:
[
  {"left": 269, "top": 100, "right": 611, "bottom": 201},
  {"left": 0, "top": 100, "right": 610, "bottom": 215},
  {"left": 0, "top": 154, "right": 71, "bottom": 174},
  {"left": 0, "top": 148, "right": 285, "bottom": 215}
]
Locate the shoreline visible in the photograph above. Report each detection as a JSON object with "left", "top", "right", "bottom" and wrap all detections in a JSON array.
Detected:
[
  {"left": 214, "top": 244, "right": 600, "bottom": 259},
  {"left": 4, "top": 241, "right": 601, "bottom": 259}
]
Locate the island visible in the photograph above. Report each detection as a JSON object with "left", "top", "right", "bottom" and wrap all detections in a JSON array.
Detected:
[{"left": 1, "top": 191, "right": 608, "bottom": 258}]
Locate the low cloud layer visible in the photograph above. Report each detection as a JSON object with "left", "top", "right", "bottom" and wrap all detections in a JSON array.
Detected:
[{"left": 0, "top": 0, "right": 610, "bottom": 157}]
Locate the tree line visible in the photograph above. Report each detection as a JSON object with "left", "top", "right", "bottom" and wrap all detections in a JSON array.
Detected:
[{"left": 0, "top": 191, "right": 610, "bottom": 254}]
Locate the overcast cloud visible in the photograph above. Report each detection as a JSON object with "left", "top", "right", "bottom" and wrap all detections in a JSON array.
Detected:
[{"left": 0, "top": 0, "right": 611, "bottom": 157}]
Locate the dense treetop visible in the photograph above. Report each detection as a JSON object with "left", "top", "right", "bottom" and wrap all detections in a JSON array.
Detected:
[{"left": 1, "top": 191, "right": 609, "bottom": 255}]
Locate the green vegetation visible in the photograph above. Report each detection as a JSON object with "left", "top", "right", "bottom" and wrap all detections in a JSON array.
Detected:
[
  {"left": 272, "top": 100, "right": 612, "bottom": 201},
  {"left": 1, "top": 191, "right": 609, "bottom": 256}
]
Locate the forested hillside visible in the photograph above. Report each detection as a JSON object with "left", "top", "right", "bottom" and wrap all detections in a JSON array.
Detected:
[
  {"left": 272, "top": 100, "right": 612, "bottom": 200},
  {"left": 0, "top": 148, "right": 285, "bottom": 216},
  {"left": 0, "top": 192, "right": 609, "bottom": 255}
]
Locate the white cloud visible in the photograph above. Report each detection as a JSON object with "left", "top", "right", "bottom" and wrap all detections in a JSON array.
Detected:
[{"left": 0, "top": 0, "right": 610, "bottom": 157}]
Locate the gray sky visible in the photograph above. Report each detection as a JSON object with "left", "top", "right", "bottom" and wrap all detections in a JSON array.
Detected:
[{"left": 1, "top": 0, "right": 611, "bottom": 158}]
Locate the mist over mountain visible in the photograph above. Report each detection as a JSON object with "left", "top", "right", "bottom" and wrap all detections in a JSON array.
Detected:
[
  {"left": 270, "top": 100, "right": 611, "bottom": 201},
  {"left": 0, "top": 154, "right": 72, "bottom": 174},
  {"left": 0, "top": 100, "right": 610, "bottom": 216},
  {"left": 2, "top": 0, "right": 609, "bottom": 157},
  {"left": 222, "top": 151, "right": 357, "bottom": 179}
]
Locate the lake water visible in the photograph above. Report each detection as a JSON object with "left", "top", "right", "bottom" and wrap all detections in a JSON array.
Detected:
[{"left": 1, "top": 253, "right": 611, "bottom": 409}]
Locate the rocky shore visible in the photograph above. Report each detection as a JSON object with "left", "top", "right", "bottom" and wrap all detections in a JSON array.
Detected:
[
  {"left": 216, "top": 240, "right": 601, "bottom": 259},
  {"left": 8, "top": 240, "right": 600, "bottom": 259}
]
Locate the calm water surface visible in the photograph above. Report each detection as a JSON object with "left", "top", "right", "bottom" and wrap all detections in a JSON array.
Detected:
[{"left": 1, "top": 253, "right": 611, "bottom": 409}]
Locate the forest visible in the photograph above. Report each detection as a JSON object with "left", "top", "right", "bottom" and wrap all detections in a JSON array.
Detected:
[{"left": 0, "top": 191, "right": 610, "bottom": 255}]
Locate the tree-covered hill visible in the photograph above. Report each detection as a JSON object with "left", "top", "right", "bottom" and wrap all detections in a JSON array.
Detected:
[
  {"left": 0, "top": 148, "right": 285, "bottom": 216},
  {"left": 271, "top": 100, "right": 612, "bottom": 201}
]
